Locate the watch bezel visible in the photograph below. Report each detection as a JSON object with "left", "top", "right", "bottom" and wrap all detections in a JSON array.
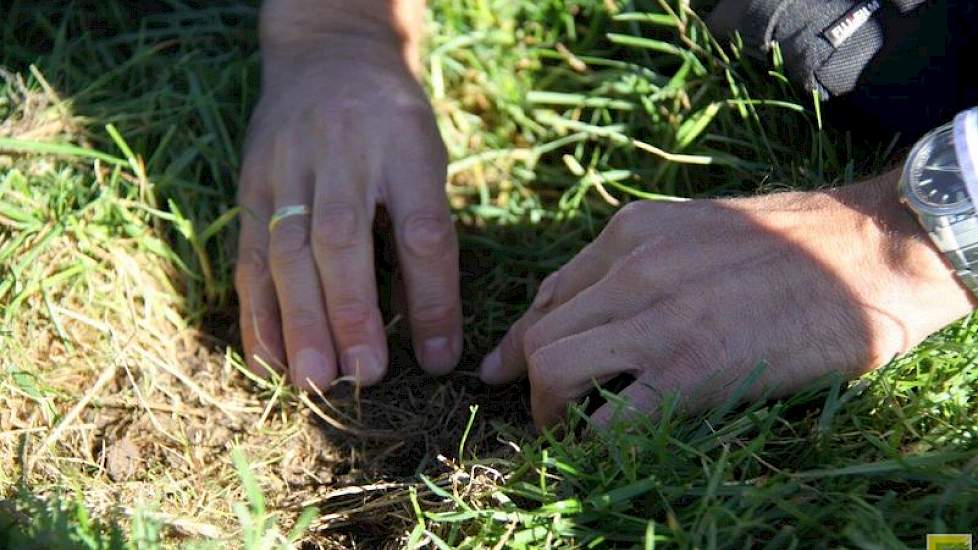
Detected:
[{"left": 900, "top": 123, "right": 975, "bottom": 217}]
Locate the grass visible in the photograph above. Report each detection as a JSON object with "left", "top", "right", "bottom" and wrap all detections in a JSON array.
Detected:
[{"left": 0, "top": 0, "right": 976, "bottom": 548}]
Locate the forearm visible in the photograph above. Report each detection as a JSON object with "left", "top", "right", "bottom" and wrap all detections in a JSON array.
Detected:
[{"left": 260, "top": 0, "right": 426, "bottom": 72}]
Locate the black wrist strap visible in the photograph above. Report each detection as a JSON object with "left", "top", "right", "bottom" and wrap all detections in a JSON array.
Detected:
[{"left": 708, "top": 0, "right": 978, "bottom": 140}]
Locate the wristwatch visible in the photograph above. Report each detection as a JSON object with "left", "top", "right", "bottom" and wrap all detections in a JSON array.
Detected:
[{"left": 899, "top": 107, "right": 978, "bottom": 296}]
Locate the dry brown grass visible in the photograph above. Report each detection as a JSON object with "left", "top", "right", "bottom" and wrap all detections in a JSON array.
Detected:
[{"left": 0, "top": 68, "right": 533, "bottom": 547}]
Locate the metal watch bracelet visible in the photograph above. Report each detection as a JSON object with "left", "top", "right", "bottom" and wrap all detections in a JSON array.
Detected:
[{"left": 923, "top": 212, "right": 978, "bottom": 295}]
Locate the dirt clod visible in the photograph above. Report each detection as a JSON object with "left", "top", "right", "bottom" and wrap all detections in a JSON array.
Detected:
[{"left": 104, "top": 438, "right": 142, "bottom": 482}]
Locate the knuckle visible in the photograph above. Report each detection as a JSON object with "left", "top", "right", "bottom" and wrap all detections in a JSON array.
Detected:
[
  {"left": 526, "top": 349, "right": 565, "bottom": 398},
  {"left": 269, "top": 220, "right": 311, "bottom": 266},
  {"left": 522, "top": 322, "right": 549, "bottom": 358},
  {"left": 329, "top": 300, "right": 373, "bottom": 332},
  {"left": 402, "top": 212, "right": 454, "bottom": 258},
  {"left": 410, "top": 301, "right": 456, "bottom": 327},
  {"left": 531, "top": 272, "right": 559, "bottom": 311},
  {"left": 671, "top": 334, "right": 716, "bottom": 367},
  {"left": 334, "top": 98, "right": 361, "bottom": 119},
  {"left": 653, "top": 297, "right": 697, "bottom": 332},
  {"left": 241, "top": 116, "right": 274, "bottom": 162},
  {"left": 236, "top": 180, "right": 267, "bottom": 207},
  {"left": 235, "top": 247, "right": 269, "bottom": 286},
  {"left": 497, "top": 324, "right": 526, "bottom": 364},
  {"left": 608, "top": 201, "right": 649, "bottom": 234},
  {"left": 238, "top": 134, "right": 272, "bottom": 181},
  {"left": 328, "top": 108, "right": 356, "bottom": 137},
  {"left": 313, "top": 202, "right": 361, "bottom": 251},
  {"left": 397, "top": 98, "right": 448, "bottom": 165},
  {"left": 609, "top": 238, "right": 669, "bottom": 287},
  {"left": 603, "top": 201, "right": 675, "bottom": 247},
  {"left": 285, "top": 308, "right": 323, "bottom": 333},
  {"left": 315, "top": 98, "right": 362, "bottom": 126},
  {"left": 653, "top": 307, "right": 723, "bottom": 370},
  {"left": 668, "top": 336, "right": 724, "bottom": 392},
  {"left": 609, "top": 249, "right": 650, "bottom": 287},
  {"left": 248, "top": 305, "right": 279, "bottom": 333}
]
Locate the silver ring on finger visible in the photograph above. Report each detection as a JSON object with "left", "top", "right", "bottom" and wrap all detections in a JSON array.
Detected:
[{"left": 268, "top": 204, "right": 310, "bottom": 233}]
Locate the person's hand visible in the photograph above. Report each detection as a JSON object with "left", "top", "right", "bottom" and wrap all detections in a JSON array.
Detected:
[
  {"left": 235, "top": 17, "right": 462, "bottom": 390},
  {"left": 479, "top": 172, "right": 975, "bottom": 428}
]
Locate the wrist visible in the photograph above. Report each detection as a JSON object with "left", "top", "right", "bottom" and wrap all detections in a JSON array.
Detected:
[
  {"left": 260, "top": 0, "right": 425, "bottom": 74},
  {"left": 850, "top": 170, "right": 976, "bottom": 348}
]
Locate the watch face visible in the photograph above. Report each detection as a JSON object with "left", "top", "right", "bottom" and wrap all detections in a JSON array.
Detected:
[{"left": 907, "top": 125, "right": 970, "bottom": 211}]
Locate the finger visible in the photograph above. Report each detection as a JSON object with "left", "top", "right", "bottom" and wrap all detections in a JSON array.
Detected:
[
  {"left": 523, "top": 276, "right": 641, "bottom": 359},
  {"left": 586, "top": 304, "right": 738, "bottom": 428},
  {"left": 526, "top": 320, "right": 646, "bottom": 428},
  {"left": 590, "top": 373, "right": 669, "bottom": 428},
  {"left": 312, "top": 138, "right": 387, "bottom": 385},
  {"left": 385, "top": 111, "right": 463, "bottom": 375},
  {"left": 268, "top": 147, "right": 338, "bottom": 391},
  {"left": 521, "top": 245, "right": 680, "bottom": 359},
  {"left": 236, "top": 174, "right": 286, "bottom": 378},
  {"left": 479, "top": 241, "right": 625, "bottom": 385},
  {"left": 589, "top": 362, "right": 728, "bottom": 429},
  {"left": 480, "top": 199, "right": 672, "bottom": 384}
]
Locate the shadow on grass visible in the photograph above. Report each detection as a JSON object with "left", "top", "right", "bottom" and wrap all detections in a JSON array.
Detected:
[{"left": 4, "top": 0, "right": 969, "bottom": 548}]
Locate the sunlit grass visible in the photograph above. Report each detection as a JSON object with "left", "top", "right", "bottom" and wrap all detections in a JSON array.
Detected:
[{"left": 0, "top": 0, "right": 975, "bottom": 548}]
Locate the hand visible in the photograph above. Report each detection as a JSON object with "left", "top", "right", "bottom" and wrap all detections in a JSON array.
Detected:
[
  {"left": 235, "top": 31, "right": 462, "bottom": 390},
  {"left": 480, "top": 173, "right": 975, "bottom": 428}
]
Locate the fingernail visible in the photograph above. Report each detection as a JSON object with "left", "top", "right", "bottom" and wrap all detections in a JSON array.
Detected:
[
  {"left": 479, "top": 347, "right": 503, "bottom": 384},
  {"left": 341, "top": 345, "right": 383, "bottom": 385},
  {"left": 294, "top": 348, "right": 329, "bottom": 390},
  {"left": 421, "top": 336, "right": 456, "bottom": 375}
]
